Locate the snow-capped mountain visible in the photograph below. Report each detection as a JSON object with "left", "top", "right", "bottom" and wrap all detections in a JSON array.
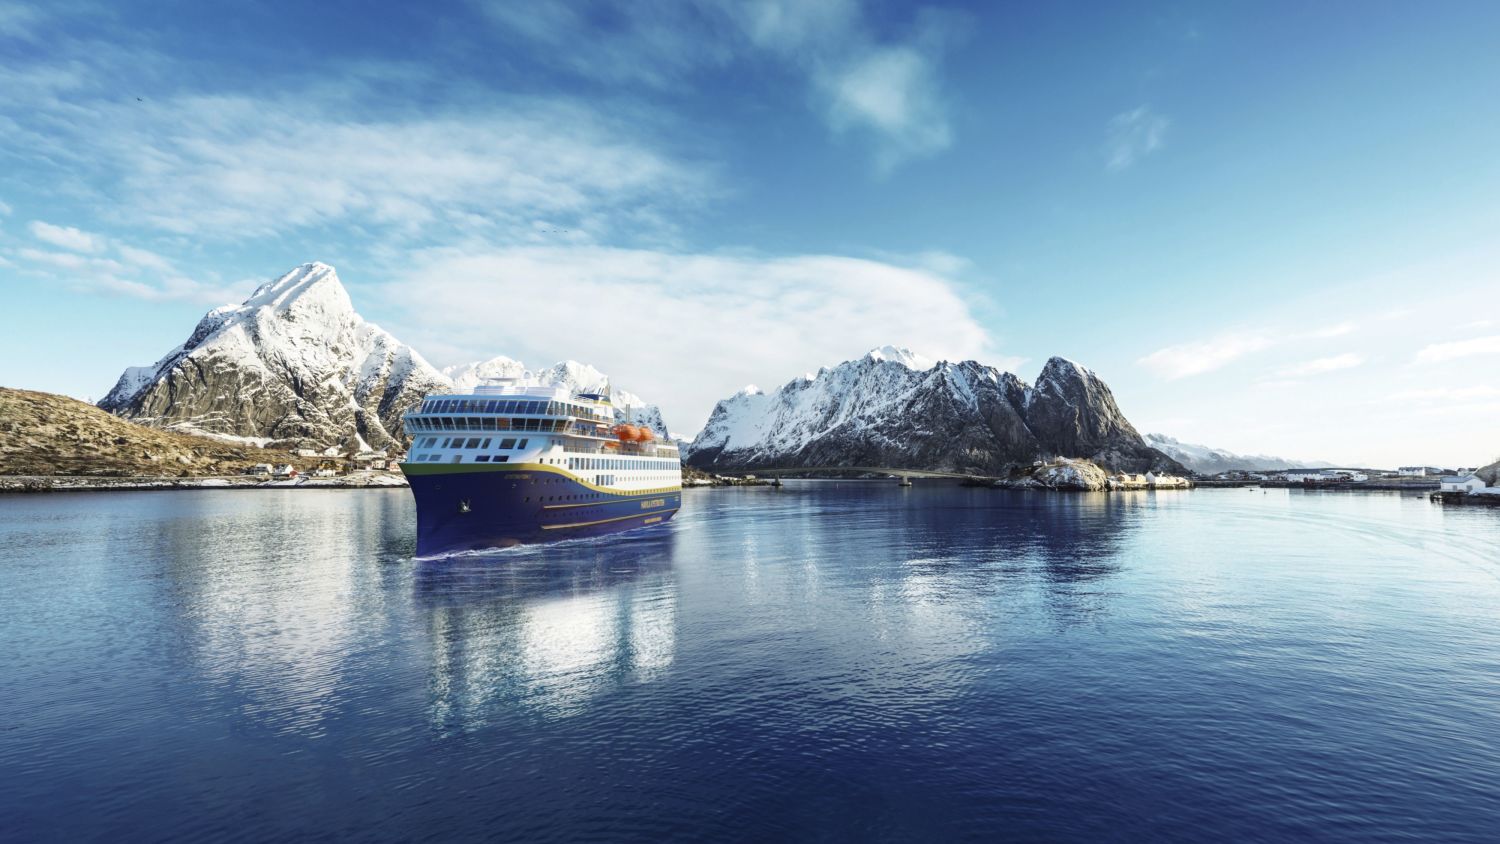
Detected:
[
  {"left": 100, "top": 262, "right": 447, "bottom": 451},
  {"left": 687, "top": 348, "right": 1180, "bottom": 474},
  {"left": 100, "top": 262, "right": 671, "bottom": 450},
  {"left": 1143, "top": 434, "right": 1332, "bottom": 474},
  {"left": 441, "top": 358, "right": 669, "bottom": 436}
]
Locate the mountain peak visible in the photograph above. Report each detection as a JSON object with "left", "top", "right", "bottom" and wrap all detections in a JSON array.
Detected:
[
  {"left": 865, "top": 345, "right": 935, "bottom": 371},
  {"left": 689, "top": 350, "right": 1178, "bottom": 474},
  {"left": 244, "top": 261, "right": 350, "bottom": 317},
  {"left": 99, "top": 262, "right": 445, "bottom": 450},
  {"left": 1038, "top": 356, "right": 1091, "bottom": 381}
]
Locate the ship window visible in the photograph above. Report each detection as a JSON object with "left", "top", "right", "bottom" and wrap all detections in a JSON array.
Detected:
[
  {"left": 485, "top": 401, "right": 498, "bottom": 412},
  {"left": 518, "top": 439, "right": 528, "bottom": 448},
  {"left": 476, "top": 455, "right": 490, "bottom": 462},
  {"left": 481, "top": 438, "right": 492, "bottom": 448},
  {"left": 481, "top": 417, "right": 497, "bottom": 430},
  {"left": 465, "top": 438, "right": 481, "bottom": 449},
  {"left": 499, "top": 438, "right": 516, "bottom": 449},
  {"left": 468, "top": 417, "right": 482, "bottom": 429}
]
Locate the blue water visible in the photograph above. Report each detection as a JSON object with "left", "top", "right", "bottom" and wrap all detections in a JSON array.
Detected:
[{"left": 3, "top": 484, "right": 1500, "bottom": 841}]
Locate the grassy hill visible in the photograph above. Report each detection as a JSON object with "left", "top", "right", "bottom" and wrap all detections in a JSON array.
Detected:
[{"left": 0, "top": 387, "right": 300, "bottom": 477}]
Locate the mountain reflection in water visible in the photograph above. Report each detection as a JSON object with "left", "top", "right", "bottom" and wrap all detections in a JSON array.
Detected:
[{"left": 4, "top": 484, "right": 1500, "bottom": 841}]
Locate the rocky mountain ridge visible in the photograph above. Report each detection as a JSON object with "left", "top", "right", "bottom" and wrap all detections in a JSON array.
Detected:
[
  {"left": 1144, "top": 433, "right": 1333, "bottom": 474},
  {"left": 687, "top": 348, "right": 1181, "bottom": 475},
  {"left": 99, "top": 263, "right": 667, "bottom": 450}
]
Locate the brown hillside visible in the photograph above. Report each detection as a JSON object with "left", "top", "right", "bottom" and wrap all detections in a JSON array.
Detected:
[{"left": 0, "top": 387, "right": 300, "bottom": 477}]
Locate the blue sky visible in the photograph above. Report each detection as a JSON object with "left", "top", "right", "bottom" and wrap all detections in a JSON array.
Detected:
[{"left": 2, "top": 0, "right": 1498, "bottom": 467}]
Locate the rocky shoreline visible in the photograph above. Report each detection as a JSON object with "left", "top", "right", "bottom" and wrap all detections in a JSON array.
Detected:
[{"left": 0, "top": 471, "right": 409, "bottom": 493}]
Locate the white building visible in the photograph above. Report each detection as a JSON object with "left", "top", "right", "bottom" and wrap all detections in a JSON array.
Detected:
[
  {"left": 270, "top": 464, "right": 297, "bottom": 478},
  {"left": 1398, "top": 466, "right": 1429, "bottom": 477},
  {"left": 1441, "top": 476, "right": 1487, "bottom": 493},
  {"left": 1285, "top": 470, "right": 1325, "bottom": 483}
]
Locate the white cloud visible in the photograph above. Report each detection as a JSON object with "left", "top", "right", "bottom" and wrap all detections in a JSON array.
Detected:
[
  {"left": 381, "top": 245, "right": 996, "bottom": 431},
  {"left": 26, "top": 95, "right": 711, "bottom": 242},
  {"left": 28, "top": 220, "right": 104, "bottom": 253},
  {"left": 819, "top": 44, "right": 952, "bottom": 171},
  {"left": 1415, "top": 334, "right": 1500, "bottom": 363},
  {"left": 475, "top": 0, "right": 957, "bottom": 171},
  {"left": 116, "top": 244, "right": 176, "bottom": 272},
  {"left": 1276, "top": 352, "right": 1364, "bottom": 378},
  {"left": 1137, "top": 332, "right": 1275, "bottom": 379},
  {"left": 1389, "top": 385, "right": 1500, "bottom": 402},
  {"left": 1308, "top": 321, "right": 1357, "bottom": 338},
  {"left": 0, "top": 198, "right": 12, "bottom": 216},
  {"left": 1106, "top": 106, "right": 1169, "bottom": 171},
  {"left": 15, "top": 247, "right": 122, "bottom": 273},
  {"left": 10, "top": 232, "right": 248, "bottom": 305}
]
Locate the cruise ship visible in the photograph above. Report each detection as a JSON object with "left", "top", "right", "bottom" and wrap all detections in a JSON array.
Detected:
[{"left": 399, "top": 379, "right": 682, "bottom": 556}]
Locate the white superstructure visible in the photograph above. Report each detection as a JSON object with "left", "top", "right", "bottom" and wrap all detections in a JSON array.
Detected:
[{"left": 402, "top": 379, "right": 681, "bottom": 493}]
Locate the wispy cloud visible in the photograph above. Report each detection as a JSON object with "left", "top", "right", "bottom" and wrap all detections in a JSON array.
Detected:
[
  {"left": 1276, "top": 352, "right": 1364, "bottom": 378},
  {"left": 11, "top": 222, "right": 249, "bottom": 305},
  {"left": 819, "top": 42, "right": 953, "bottom": 172},
  {"left": 28, "top": 220, "right": 104, "bottom": 253},
  {"left": 1137, "top": 331, "right": 1274, "bottom": 379},
  {"left": 1309, "top": 321, "right": 1357, "bottom": 338},
  {"left": 13, "top": 93, "right": 711, "bottom": 243},
  {"left": 474, "top": 0, "right": 959, "bottom": 171},
  {"left": 1106, "top": 106, "right": 1169, "bottom": 171},
  {"left": 1415, "top": 334, "right": 1500, "bottom": 363},
  {"left": 0, "top": 198, "right": 12, "bottom": 216},
  {"left": 381, "top": 245, "right": 995, "bottom": 430},
  {"left": 1389, "top": 385, "right": 1500, "bottom": 401}
]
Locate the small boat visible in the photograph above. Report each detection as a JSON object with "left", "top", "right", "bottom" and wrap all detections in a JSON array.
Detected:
[{"left": 898, "top": 476, "right": 913, "bottom": 487}]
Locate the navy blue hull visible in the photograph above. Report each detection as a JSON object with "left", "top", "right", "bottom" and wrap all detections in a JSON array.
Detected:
[{"left": 401, "top": 463, "right": 681, "bottom": 556}]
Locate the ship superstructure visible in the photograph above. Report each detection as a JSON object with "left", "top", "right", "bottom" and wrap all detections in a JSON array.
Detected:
[{"left": 399, "top": 379, "right": 681, "bottom": 555}]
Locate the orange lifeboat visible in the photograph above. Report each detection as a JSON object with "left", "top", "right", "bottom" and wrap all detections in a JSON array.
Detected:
[{"left": 612, "top": 424, "right": 642, "bottom": 442}]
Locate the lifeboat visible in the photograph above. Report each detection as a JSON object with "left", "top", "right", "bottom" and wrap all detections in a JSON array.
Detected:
[{"left": 612, "top": 424, "right": 652, "bottom": 442}]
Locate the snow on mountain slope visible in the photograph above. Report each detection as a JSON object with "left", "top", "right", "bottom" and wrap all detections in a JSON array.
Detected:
[
  {"left": 100, "top": 262, "right": 448, "bottom": 450},
  {"left": 99, "top": 262, "right": 674, "bottom": 451},
  {"left": 442, "top": 357, "right": 527, "bottom": 390},
  {"left": 688, "top": 347, "right": 1179, "bottom": 474},
  {"left": 442, "top": 357, "right": 670, "bottom": 436},
  {"left": 1144, "top": 434, "right": 1332, "bottom": 473}
]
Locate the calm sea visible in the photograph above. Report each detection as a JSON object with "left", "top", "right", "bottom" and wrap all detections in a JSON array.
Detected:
[{"left": 2, "top": 484, "right": 1499, "bottom": 841}]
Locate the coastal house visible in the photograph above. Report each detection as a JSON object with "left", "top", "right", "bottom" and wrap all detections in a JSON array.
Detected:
[
  {"left": 353, "top": 451, "right": 389, "bottom": 471},
  {"left": 1398, "top": 466, "right": 1431, "bottom": 477},
  {"left": 1284, "top": 470, "right": 1323, "bottom": 483},
  {"left": 1145, "top": 472, "right": 1190, "bottom": 488},
  {"left": 244, "top": 463, "right": 273, "bottom": 476},
  {"left": 311, "top": 468, "right": 337, "bottom": 478},
  {"left": 1441, "top": 476, "right": 1486, "bottom": 493},
  {"left": 270, "top": 464, "right": 297, "bottom": 478}
]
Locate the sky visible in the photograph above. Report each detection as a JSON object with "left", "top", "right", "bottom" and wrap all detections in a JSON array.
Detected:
[{"left": 1, "top": 0, "right": 1497, "bottom": 468}]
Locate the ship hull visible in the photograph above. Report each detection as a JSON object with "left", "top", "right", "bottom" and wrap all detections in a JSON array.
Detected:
[{"left": 401, "top": 463, "right": 682, "bottom": 556}]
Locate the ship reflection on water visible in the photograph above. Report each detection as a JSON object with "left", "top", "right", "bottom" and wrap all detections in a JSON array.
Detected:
[{"left": 414, "top": 532, "right": 679, "bottom": 728}]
